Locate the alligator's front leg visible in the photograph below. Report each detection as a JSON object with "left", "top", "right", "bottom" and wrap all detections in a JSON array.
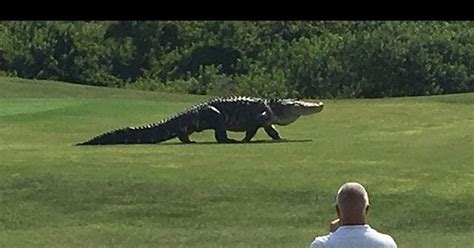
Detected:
[{"left": 264, "top": 125, "right": 282, "bottom": 140}]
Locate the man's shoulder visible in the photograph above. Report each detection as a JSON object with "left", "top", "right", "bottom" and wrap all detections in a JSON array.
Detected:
[
  {"left": 310, "top": 234, "right": 330, "bottom": 248},
  {"left": 367, "top": 228, "right": 397, "bottom": 247},
  {"left": 378, "top": 233, "right": 397, "bottom": 247},
  {"left": 310, "top": 227, "right": 397, "bottom": 248}
]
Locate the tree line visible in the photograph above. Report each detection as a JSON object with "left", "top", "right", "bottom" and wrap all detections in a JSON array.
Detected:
[{"left": 0, "top": 21, "right": 473, "bottom": 98}]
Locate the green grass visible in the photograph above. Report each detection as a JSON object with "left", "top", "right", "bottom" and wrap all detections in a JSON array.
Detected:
[{"left": 0, "top": 76, "right": 473, "bottom": 247}]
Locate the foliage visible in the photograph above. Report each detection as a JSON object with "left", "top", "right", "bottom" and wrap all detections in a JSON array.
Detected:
[{"left": 0, "top": 21, "right": 473, "bottom": 98}]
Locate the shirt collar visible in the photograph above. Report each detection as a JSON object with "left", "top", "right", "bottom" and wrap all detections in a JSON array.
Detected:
[{"left": 335, "top": 224, "right": 371, "bottom": 232}]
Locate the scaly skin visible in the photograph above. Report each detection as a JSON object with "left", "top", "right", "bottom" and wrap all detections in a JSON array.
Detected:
[{"left": 77, "top": 96, "right": 324, "bottom": 145}]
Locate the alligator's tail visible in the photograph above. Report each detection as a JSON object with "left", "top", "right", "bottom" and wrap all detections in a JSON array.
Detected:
[{"left": 77, "top": 121, "right": 177, "bottom": 145}]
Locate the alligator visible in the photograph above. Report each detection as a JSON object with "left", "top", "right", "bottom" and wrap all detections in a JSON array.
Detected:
[{"left": 77, "top": 96, "right": 324, "bottom": 145}]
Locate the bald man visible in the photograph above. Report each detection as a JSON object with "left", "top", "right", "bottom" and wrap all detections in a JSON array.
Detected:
[{"left": 310, "top": 182, "right": 397, "bottom": 248}]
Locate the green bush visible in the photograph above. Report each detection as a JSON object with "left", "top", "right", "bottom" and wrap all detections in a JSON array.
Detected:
[{"left": 0, "top": 21, "right": 473, "bottom": 99}]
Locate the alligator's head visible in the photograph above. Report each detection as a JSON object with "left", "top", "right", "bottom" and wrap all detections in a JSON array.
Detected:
[{"left": 268, "top": 99, "right": 324, "bottom": 126}]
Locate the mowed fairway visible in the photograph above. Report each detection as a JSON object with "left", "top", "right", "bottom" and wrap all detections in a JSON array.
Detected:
[{"left": 0, "top": 76, "right": 473, "bottom": 247}]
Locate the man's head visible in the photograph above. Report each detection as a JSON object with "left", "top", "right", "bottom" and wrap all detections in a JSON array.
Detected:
[{"left": 335, "top": 182, "right": 370, "bottom": 224}]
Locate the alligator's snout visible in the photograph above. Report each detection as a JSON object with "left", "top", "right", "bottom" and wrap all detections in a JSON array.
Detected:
[
  {"left": 312, "top": 101, "right": 324, "bottom": 108},
  {"left": 306, "top": 101, "right": 324, "bottom": 113},
  {"left": 317, "top": 101, "right": 324, "bottom": 110},
  {"left": 288, "top": 100, "right": 324, "bottom": 117}
]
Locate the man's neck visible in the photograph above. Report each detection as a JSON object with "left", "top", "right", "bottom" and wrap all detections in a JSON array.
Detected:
[{"left": 339, "top": 218, "right": 366, "bottom": 226}]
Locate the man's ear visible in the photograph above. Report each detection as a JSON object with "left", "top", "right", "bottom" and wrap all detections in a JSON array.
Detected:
[
  {"left": 365, "top": 205, "right": 370, "bottom": 215},
  {"left": 336, "top": 205, "right": 341, "bottom": 217}
]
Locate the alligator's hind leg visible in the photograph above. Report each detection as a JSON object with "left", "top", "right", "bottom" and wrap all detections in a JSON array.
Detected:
[
  {"left": 241, "top": 111, "right": 270, "bottom": 142},
  {"left": 215, "top": 129, "right": 237, "bottom": 143},
  {"left": 178, "top": 134, "right": 195, "bottom": 144},
  {"left": 264, "top": 125, "right": 282, "bottom": 140},
  {"left": 202, "top": 106, "right": 237, "bottom": 143},
  {"left": 242, "top": 127, "right": 259, "bottom": 142}
]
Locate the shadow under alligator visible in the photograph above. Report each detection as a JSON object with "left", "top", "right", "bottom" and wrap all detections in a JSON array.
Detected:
[
  {"left": 76, "top": 139, "right": 313, "bottom": 146},
  {"left": 160, "top": 139, "right": 313, "bottom": 146}
]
